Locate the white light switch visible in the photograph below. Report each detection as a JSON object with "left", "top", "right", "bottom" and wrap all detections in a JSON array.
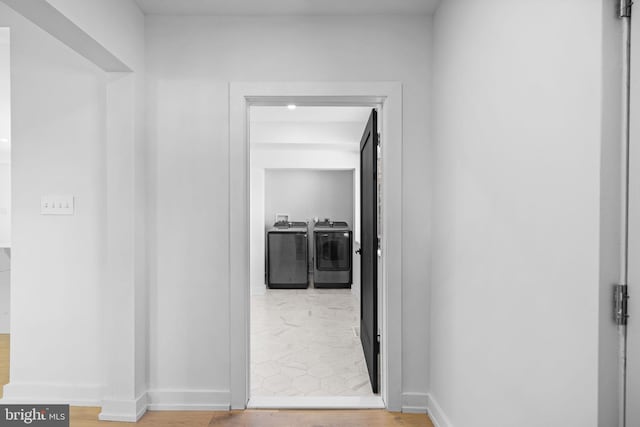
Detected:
[{"left": 41, "top": 195, "right": 74, "bottom": 215}]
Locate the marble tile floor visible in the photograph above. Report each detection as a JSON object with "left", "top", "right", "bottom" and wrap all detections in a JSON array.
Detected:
[{"left": 250, "top": 284, "right": 375, "bottom": 397}]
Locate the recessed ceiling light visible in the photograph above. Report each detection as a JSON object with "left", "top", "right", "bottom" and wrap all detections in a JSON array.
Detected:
[{"left": 287, "top": 104, "right": 296, "bottom": 110}]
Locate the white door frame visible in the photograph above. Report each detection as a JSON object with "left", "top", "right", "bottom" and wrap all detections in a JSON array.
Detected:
[{"left": 229, "top": 82, "right": 403, "bottom": 410}]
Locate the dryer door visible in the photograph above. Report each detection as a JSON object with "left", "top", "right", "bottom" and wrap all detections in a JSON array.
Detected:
[{"left": 315, "top": 231, "right": 352, "bottom": 271}]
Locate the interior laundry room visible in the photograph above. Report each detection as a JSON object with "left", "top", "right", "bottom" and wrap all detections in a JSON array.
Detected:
[{"left": 249, "top": 105, "right": 376, "bottom": 400}]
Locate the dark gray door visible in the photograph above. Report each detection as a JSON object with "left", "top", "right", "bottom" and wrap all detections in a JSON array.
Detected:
[{"left": 359, "top": 109, "right": 379, "bottom": 393}]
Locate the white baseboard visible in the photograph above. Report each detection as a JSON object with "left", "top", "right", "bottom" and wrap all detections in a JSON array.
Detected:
[
  {"left": 146, "top": 389, "right": 230, "bottom": 411},
  {"left": 99, "top": 393, "right": 148, "bottom": 422},
  {"left": 401, "top": 392, "right": 428, "bottom": 413},
  {"left": 350, "top": 282, "right": 360, "bottom": 297},
  {"left": 427, "top": 393, "right": 453, "bottom": 427},
  {"left": 0, "top": 382, "right": 101, "bottom": 406},
  {"left": 251, "top": 285, "right": 266, "bottom": 296}
]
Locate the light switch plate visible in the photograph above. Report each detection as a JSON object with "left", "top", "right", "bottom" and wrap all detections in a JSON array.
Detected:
[{"left": 41, "top": 195, "right": 74, "bottom": 215}]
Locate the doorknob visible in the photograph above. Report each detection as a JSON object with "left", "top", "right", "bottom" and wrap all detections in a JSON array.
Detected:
[{"left": 355, "top": 249, "right": 362, "bottom": 255}]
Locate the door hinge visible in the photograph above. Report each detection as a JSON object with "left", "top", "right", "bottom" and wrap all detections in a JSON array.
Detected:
[
  {"left": 377, "top": 133, "right": 381, "bottom": 146},
  {"left": 614, "top": 284, "right": 629, "bottom": 325},
  {"left": 620, "top": 0, "right": 633, "bottom": 18}
]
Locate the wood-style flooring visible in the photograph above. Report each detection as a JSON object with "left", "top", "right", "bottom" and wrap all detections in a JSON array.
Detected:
[
  {"left": 0, "top": 333, "right": 8, "bottom": 399},
  {"left": 70, "top": 407, "right": 434, "bottom": 427},
  {"left": 0, "top": 334, "right": 434, "bottom": 426}
]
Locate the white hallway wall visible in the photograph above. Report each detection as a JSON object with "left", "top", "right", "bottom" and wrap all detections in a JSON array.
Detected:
[
  {"left": 431, "top": 1, "right": 614, "bottom": 426},
  {"left": 0, "top": 0, "right": 146, "bottom": 415},
  {"left": 0, "top": 30, "right": 9, "bottom": 248},
  {"left": 45, "top": 0, "right": 144, "bottom": 71},
  {"left": 0, "top": 29, "right": 8, "bottom": 334},
  {"left": 0, "top": 2, "right": 107, "bottom": 401},
  {"left": 146, "top": 15, "right": 432, "bottom": 406}
]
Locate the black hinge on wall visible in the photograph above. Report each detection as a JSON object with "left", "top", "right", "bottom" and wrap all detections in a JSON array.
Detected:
[
  {"left": 615, "top": 284, "right": 630, "bottom": 325},
  {"left": 620, "top": 0, "right": 633, "bottom": 18}
]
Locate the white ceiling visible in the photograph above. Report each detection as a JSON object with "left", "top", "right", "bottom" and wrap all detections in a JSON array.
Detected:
[
  {"left": 250, "top": 106, "right": 370, "bottom": 147},
  {"left": 135, "top": 0, "right": 441, "bottom": 16},
  {"left": 250, "top": 106, "right": 372, "bottom": 123}
]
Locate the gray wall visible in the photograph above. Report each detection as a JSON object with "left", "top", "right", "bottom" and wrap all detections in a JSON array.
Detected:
[{"left": 264, "top": 169, "right": 354, "bottom": 228}]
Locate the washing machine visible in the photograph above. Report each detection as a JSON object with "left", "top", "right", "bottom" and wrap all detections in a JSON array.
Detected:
[
  {"left": 313, "top": 220, "right": 352, "bottom": 288},
  {"left": 266, "top": 221, "right": 309, "bottom": 289}
]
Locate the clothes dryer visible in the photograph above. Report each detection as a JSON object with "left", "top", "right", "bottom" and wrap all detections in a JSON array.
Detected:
[{"left": 313, "top": 220, "right": 352, "bottom": 288}]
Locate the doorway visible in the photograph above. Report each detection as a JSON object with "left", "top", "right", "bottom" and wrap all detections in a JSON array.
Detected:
[
  {"left": 248, "top": 105, "right": 373, "bottom": 405},
  {"left": 228, "top": 82, "right": 403, "bottom": 411}
]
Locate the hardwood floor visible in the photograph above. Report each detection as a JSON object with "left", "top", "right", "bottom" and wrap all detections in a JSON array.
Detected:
[
  {"left": 1, "top": 334, "right": 433, "bottom": 426},
  {"left": 70, "top": 407, "right": 434, "bottom": 427},
  {"left": 0, "top": 333, "right": 8, "bottom": 399}
]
